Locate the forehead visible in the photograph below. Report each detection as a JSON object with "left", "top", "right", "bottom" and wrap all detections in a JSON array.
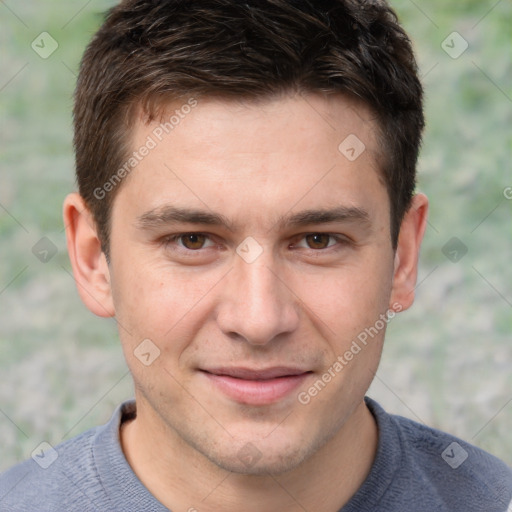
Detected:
[
  {"left": 114, "top": 93, "right": 388, "bottom": 229},
  {"left": 140, "top": 92, "right": 381, "bottom": 164}
]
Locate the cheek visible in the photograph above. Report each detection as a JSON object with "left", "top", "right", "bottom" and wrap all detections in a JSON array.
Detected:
[
  {"left": 294, "top": 256, "right": 393, "bottom": 335},
  {"left": 110, "top": 261, "right": 220, "bottom": 354}
]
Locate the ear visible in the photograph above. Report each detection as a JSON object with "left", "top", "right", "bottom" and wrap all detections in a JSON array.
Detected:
[
  {"left": 63, "top": 193, "right": 115, "bottom": 317},
  {"left": 389, "top": 193, "right": 429, "bottom": 312}
]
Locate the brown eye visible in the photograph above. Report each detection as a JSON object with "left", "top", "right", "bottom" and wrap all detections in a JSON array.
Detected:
[
  {"left": 305, "top": 234, "right": 332, "bottom": 249},
  {"left": 180, "top": 233, "right": 207, "bottom": 250}
]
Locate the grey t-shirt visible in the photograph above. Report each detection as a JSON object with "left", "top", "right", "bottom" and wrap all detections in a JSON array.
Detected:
[{"left": 1, "top": 398, "right": 511, "bottom": 511}]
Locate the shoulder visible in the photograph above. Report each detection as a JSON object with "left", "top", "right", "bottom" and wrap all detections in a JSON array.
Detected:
[
  {"left": 0, "top": 427, "right": 102, "bottom": 512},
  {"left": 393, "top": 410, "right": 512, "bottom": 483},
  {"left": 367, "top": 398, "right": 512, "bottom": 511},
  {"left": 0, "top": 401, "right": 135, "bottom": 512}
]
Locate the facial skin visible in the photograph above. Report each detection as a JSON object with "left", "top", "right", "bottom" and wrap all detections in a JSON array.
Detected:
[{"left": 64, "top": 93, "right": 428, "bottom": 512}]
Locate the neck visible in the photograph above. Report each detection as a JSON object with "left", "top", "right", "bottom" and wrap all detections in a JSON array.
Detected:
[{"left": 121, "top": 399, "right": 378, "bottom": 512}]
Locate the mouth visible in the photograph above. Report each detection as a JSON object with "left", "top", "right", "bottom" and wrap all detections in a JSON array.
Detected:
[{"left": 199, "top": 367, "right": 313, "bottom": 405}]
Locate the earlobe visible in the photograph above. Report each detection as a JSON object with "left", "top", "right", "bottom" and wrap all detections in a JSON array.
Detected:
[
  {"left": 63, "top": 193, "right": 115, "bottom": 317},
  {"left": 389, "top": 193, "right": 429, "bottom": 312}
]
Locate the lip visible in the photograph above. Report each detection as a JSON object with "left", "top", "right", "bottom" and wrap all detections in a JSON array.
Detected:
[{"left": 200, "top": 367, "right": 312, "bottom": 405}]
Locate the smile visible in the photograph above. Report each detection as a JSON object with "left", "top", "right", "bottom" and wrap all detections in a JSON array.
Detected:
[{"left": 200, "top": 367, "right": 312, "bottom": 405}]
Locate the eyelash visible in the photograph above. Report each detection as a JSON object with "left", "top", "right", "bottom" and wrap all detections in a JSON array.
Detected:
[
  {"left": 291, "top": 233, "right": 350, "bottom": 250},
  {"left": 161, "top": 233, "right": 217, "bottom": 252},
  {"left": 160, "top": 232, "right": 351, "bottom": 252}
]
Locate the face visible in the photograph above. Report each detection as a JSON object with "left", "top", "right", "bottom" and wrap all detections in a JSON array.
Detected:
[{"left": 103, "top": 93, "right": 403, "bottom": 474}]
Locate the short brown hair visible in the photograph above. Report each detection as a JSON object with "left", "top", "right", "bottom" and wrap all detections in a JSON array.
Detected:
[{"left": 74, "top": 0, "right": 424, "bottom": 257}]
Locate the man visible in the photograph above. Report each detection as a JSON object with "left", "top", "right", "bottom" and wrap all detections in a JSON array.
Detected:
[{"left": 1, "top": 0, "right": 511, "bottom": 510}]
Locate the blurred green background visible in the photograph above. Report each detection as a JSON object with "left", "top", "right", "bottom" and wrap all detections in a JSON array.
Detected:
[{"left": 1, "top": 0, "right": 511, "bottom": 471}]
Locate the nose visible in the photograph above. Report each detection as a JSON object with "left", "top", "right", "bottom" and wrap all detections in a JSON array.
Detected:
[{"left": 216, "top": 255, "right": 300, "bottom": 346}]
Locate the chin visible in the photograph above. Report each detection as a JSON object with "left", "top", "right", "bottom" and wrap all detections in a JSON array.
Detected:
[
  {"left": 199, "top": 433, "right": 316, "bottom": 476},
  {"left": 212, "top": 448, "right": 309, "bottom": 476}
]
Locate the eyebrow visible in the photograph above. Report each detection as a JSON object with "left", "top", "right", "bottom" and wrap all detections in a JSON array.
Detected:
[
  {"left": 283, "top": 206, "right": 371, "bottom": 228},
  {"left": 136, "top": 206, "right": 234, "bottom": 230},
  {"left": 136, "top": 205, "right": 371, "bottom": 231}
]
